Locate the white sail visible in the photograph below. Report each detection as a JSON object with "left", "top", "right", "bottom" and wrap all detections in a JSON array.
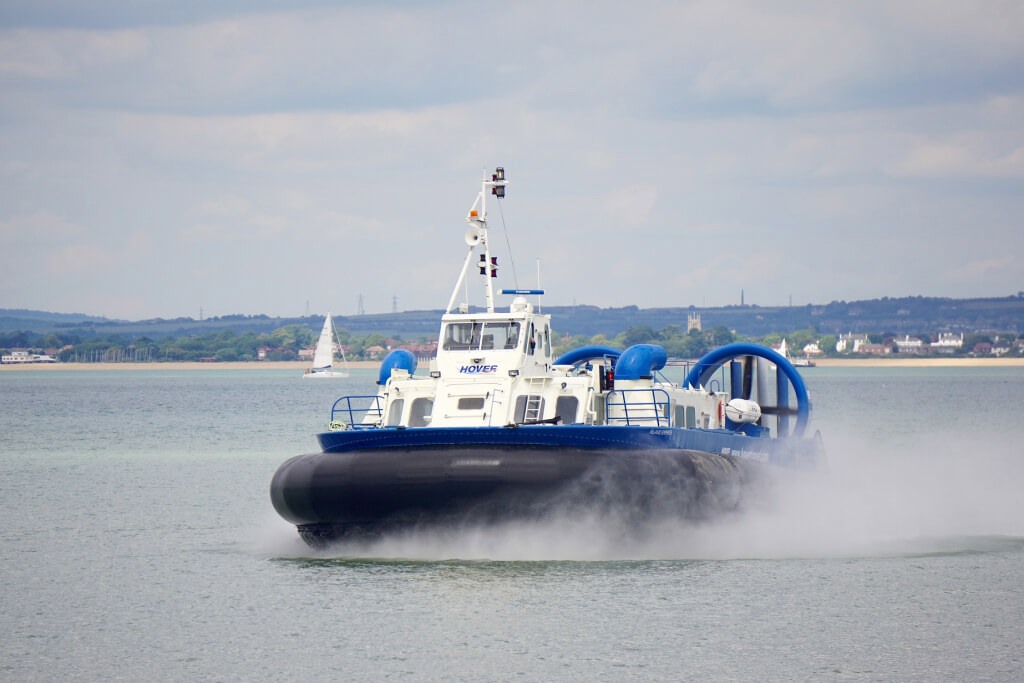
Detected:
[
  {"left": 312, "top": 315, "right": 335, "bottom": 370},
  {"left": 304, "top": 313, "right": 349, "bottom": 377}
]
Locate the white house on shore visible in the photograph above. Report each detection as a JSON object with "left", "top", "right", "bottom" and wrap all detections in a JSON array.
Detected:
[
  {"left": 802, "top": 342, "right": 823, "bottom": 356},
  {"left": 895, "top": 335, "right": 924, "bottom": 353},
  {"left": 930, "top": 333, "right": 964, "bottom": 353},
  {"left": 836, "top": 333, "right": 868, "bottom": 353},
  {"left": 1, "top": 350, "right": 57, "bottom": 364}
]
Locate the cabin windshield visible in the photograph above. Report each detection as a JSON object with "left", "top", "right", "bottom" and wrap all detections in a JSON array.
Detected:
[{"left": 443, "top": 321, "right": 521, "bottom": 351}]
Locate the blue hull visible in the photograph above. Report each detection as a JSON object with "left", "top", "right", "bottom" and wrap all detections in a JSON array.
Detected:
[{"left": 317, "top": 425, "right": 821, "bottom": 469}]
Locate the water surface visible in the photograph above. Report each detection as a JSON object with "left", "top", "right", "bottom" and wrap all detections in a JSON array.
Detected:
[{"left": 2, "top": 367, "right": 1023, "bottom": 679}]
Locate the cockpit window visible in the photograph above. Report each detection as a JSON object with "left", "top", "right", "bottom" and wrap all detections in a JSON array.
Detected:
[
  {"left": 443, "top": 322, "right": 482, "bottom": 350},
  {"left": 487, "top": 322, "right": 520, "bottom": 350},
  {"left": 443, "top": 322, "right": 520, "bottom": 351}
]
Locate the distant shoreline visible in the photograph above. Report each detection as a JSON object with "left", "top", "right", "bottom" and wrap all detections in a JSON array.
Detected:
[
  {"left": 812, "top": 357, "right": 1024, "bottom": 367},
  {"left": 0, "top": 361, "right": 380, "bottom": 371},
  {"left": 2, "top": 357, "right": 1024, "bottom": 371}
]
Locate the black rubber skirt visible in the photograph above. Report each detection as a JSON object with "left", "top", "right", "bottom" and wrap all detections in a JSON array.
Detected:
[{"left": 270, "top": 446, "right": 753, "bottom": 547}]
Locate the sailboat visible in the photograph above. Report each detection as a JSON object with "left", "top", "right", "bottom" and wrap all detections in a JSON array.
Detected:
[
  {"left": 303, "top": 313, "right": 350, "bottom": 378},
  {"left": 779, "top": 338, "right": 814, "bottom": 367}
]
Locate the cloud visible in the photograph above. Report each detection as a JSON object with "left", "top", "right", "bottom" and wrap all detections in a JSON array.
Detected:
[
  {"left": 183, "top": 192, "right": 396, "bottom": 243},
  {"left": 0, "top": 211, "right": 84, "bottom": 241},
  {"left": 106, "top": 106, "right": 486, "bottom": 173},
  {"left": 192, "top": 196, "right": 252, "bottom": 217},
  {"left": 951, "top": 255, "right": 1021, "bottom": 281},
  {"left": 0, "top": 26, "right": 149, "bottom": 80},
  {"left": 602, "top": 185, "right": 658, "bottom": 228},
  {"left": 2, "top": 2, "right": 1024, "bottom": 317},
  {"left": 4, "top": 1, "right": 1022, "bottom": 116},
  {"left": 43, "top": 231, "right": 153, "bottom": 278},
  {"left": 892, "top": 142, "right": 1024, "bottom": 179},
  {"left": 47, "top": 243, "right": 116, "bottom": 275},
  {"left": 887, "top": 97, "right": 1024, "bottom": 178},
  {"left": 890, "top": 142, "right": 976, "bottom": 177}
]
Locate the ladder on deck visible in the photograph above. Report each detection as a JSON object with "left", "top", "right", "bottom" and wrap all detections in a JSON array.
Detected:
[{"left": 522, "top": 377, "right": 547, "bottom": 422}]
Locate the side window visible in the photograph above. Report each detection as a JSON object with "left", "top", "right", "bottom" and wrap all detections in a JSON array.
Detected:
[
  {"left": 409, "top": 398, "right": 433, "bottom": 427},
  {"left": 504, "top": 323, "right": 521, "bottom": 349},
  {"left": 543, "top": 327, "right": 551, "bottom": 356},
  {"left": 527, "top": 324, "right": 537, "bottom": 355},
  {"left": 555, "top": 396, "right": 578, "bottom": 425},
  {"left": 457, "top": 397, "right": 485, "bottom": 410},
  {"left": 386, "top": 398, "right": 405, "bottom": 426}
]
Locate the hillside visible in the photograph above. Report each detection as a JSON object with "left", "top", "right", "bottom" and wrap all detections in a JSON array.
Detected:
[{"left": 3, "top": 294, "right": 1024, "bottom": 341}]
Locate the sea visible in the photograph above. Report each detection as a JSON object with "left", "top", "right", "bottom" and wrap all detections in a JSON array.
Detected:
[{"left": 2, "top": 365, "right": 1023, "bottom": 681}]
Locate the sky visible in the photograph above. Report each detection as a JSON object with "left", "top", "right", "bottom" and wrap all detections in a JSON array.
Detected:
[{"left": 1, "top": 1, "right": 1023, "bottom": 320}]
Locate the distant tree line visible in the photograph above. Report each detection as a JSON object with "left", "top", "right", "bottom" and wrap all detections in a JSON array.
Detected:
[
  {"left": 0, "top": 325, "right": 417, "bottom": 363},
  {"left": 552, "top": 325, "right": 739, "bottom": 359},
  {"left": 1, "top": 322, "right": 1021, "bottom": 363},
  {"left": 553, "top": 325, "right": 1020, "bottom": 358}
]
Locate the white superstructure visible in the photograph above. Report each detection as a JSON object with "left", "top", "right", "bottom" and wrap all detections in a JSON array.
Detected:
[{"left": 340, "top": 168, "right": 755, "bottom": 434}]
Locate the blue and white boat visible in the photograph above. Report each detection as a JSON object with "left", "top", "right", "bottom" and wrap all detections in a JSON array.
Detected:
[{"left": 271, "top": 168, "right": 824, "bottom": 548}]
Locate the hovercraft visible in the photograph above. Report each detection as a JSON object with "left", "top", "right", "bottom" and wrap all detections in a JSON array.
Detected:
[{"left": 270, "top": 168, "right": 824, "bottom": 548}]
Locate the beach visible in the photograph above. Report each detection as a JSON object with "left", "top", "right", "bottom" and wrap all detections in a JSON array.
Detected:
[{"left": 2, "top": 357, "right": 1023, "bottom": 371}]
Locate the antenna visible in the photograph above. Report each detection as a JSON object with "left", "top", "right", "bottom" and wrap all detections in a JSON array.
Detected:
[
  {"left": 392, "top": 296, "right": 398, "bottom": 314},
  {"left": 536, "top": 257, "right": 542, "bottom": 313},
  {"left": 445, "top": 167, "right": 509, "bottom": 314},
  {"left": 357, "top": 294, "right": 365, "bottom": 316}
]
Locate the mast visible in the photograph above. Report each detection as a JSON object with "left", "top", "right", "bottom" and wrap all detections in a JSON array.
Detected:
[{"left": 445, "top": 167, "right": 508, "bottom": 314}]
